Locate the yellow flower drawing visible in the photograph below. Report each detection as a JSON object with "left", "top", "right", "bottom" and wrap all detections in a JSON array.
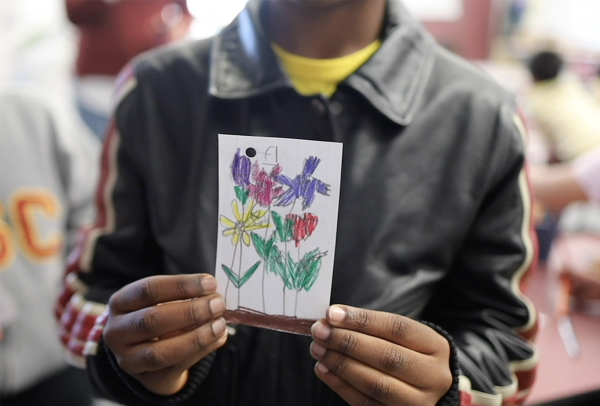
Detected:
[{"left": 220, "top": 200, "right": 269, "bottom": 246}]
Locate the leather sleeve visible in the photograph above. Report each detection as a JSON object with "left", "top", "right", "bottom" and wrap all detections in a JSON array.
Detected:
[
  {"left": 422, "top": 106, "right": 538, "bottom": 406},
  {"left": 55, "top": 65, "right": 206, "bottom": 404}
]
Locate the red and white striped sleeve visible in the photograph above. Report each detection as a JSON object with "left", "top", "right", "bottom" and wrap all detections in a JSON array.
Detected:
[{"left": 55, "top": 64, "right": 162, "bottom": 368}]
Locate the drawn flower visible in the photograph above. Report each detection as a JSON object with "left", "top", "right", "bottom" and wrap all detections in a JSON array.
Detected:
[
  {"left": 221, "top": 200, "right": 269, "bottom": 246},
  {"left": 275, "top": 156, "right": 330, "bottom": 210},
  {"left": 248, "top": 162, "right": 284, "bottom": 207},
  {"left": 232, "top": 149, "right": 251, "bottom": 187},
  {"left": 287, "top": 213, "right": 319, "bottom": 247}
]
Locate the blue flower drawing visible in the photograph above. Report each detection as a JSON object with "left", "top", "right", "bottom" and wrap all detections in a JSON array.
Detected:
[{"left": 275, "top": 156, "right": 330, "bottom": 210}]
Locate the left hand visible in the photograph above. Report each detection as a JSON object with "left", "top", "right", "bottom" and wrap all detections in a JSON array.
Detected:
[{"left": 310, "top": 305, "right": 453, "bottom": 406}]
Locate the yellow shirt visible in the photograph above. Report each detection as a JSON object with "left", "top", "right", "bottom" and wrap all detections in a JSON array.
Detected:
[{"left": 272, "top": 40, "right": 382, "bottom": 98}]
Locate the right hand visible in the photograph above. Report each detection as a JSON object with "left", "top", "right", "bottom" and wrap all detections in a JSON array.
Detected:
[{"left": 104, "top": 274, "right": 228, "bottom": 396}]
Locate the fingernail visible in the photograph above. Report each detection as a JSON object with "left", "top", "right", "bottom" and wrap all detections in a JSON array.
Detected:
[
  {"left": 328, "top": 306, "right": 346, "bottom": 323},
  {"left": 311, "top": 321, "right": 331, "bottom": 340},
  {"left": 210, "top": 298, "right": 225, "bottom": 314},
  {"left": 212, "top": 318, "right": 226, "bottom": 336},
  {"left": 315, "top": 362, "right": 329, "bottom": 374},
  {"left": 202, "top": 277, "right": 216, "bottom": 292},
  {"left": 310, "top": 342, "right": 327, "bottom": 358}
]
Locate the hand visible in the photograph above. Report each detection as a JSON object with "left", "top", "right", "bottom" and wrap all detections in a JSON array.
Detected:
[
  {"left": 310, "top": 305, "right": 452, "bottom": 406},
  {"left": 104, "top": 274, "right": 228, "bottom": 396}
]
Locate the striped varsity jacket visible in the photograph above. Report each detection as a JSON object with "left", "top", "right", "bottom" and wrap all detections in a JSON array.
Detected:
[{"left": 56, "top": 0, "right": 539, "bottom": 405}]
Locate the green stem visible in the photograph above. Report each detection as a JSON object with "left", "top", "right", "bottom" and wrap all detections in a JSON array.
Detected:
[
  {"left": 225, "top": 240, "right": 238, "bottom": 305},
  {"left": 236, "top": 202, "right": 247, "bottom": 309},
  {"left": 295, "top": 289, "right": 299, "bottom": 317},
  {"left": 238, "top": 240, "right": 243, "bottom": 309},
  {"left": 261, "top": 207, "right": 271, "bottom": 314},
  {"left": 282, "top": 200, "right": 296, "bottom": 315},
  {"left": 294, "top": 248, "right": 301, "bottom": 317}
]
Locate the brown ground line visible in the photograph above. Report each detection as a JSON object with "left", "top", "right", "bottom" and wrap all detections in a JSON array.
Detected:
[{"left": 224, "top": 307, "right": 315, "bottom": 336}]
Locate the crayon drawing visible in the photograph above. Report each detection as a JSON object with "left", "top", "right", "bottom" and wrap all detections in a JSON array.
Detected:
[{"left": 216, "top": 135, "right": 343, "bottom": 335}]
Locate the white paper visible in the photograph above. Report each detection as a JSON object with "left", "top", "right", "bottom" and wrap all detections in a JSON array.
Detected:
[{"left": 216, "top": 134, "right": 343, "bottom": 331}]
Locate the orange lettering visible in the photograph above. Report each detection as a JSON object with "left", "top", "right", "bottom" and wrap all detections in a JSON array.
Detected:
[
  {"left": 0, "top": 201, "right": 16, "bottom": 270},
  {"left": 10, "top": 190, "right": 63, "bottom": 261}
]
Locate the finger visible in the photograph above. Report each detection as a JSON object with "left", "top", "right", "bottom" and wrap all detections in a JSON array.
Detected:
[
  {"left": 311, "top": 323, "right": 448, "bottom": 389},
  {"left": 326, "top": 305, "right": 448, "bottom": 355},
  {"left": 312, "top": 350, "right": 427, "bottom": 406},
  {"left": 311, "top": 343, "right": 421, "bottom": 404},
  {"left": 313, "top": 361, "right": 400, "bottom": 406},
  {"left": 132, "top": 323, "right": 228, "bottom": 396},
  {"left": 314, "top": 362, "right": 386, "bottom": 406},
  {"left": 106, "top": 294, "right": 225, "bottom": 345},
  {"left": 119, "top": 317, "right": 228, "bottom": 375},
  {"left": 109, "top": 274, "right": 217, "bottom": 314}
]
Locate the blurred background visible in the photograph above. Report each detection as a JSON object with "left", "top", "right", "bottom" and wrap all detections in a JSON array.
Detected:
[{"left": 1, "top": 1, "right": 599, "bottom": 405}]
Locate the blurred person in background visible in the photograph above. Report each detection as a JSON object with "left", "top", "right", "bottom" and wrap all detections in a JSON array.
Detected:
[
  {"left": 527, "top": 50, "right": 600, "bottom": 162},
  {"left": 531, "top": 146, "right": 600, "bottom": 212},
  {"left": 0, "top": 90, "right": 99, "bottom": 405},
  {"left": 594, "top": 65, "right": 600, "bottom": 103},
  {"left": 66, "top": 0, "right": 192, "bottom": 140},
  {"left": 532, "top": 148, "right": 600, "bottom": 310}
]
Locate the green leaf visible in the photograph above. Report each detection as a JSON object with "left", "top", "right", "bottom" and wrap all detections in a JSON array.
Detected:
[
  {"left": 271, "top": 211, "right": 286, "bottom": 242},
  {"left": 251, "top": 232, "right": 266, "bottom": 259},
  {"left": 280, "top": 259, "right": 294, "bottom": 290},
  {"left": 271, "top": 211, "right": 294, "bottom": 243},
  {"left": 235, "top": 186, "right": 249, "bottom": 205},
  {"left": 222, "top": 261, "right": 262, "bottom": 288},
  {"left": 286, "top": 252, "right": 300, "bottom": 290},
  {"left": 296, "top": 249, "right": 326, "bottom": 292},
  {"left": 267, "top": 253, "right": 282, "bottom": 276},
  {"left": 264, "top": 240, "right": 279, "bottom": 274},
  {"left": 262, "top": 242, "right": 294, "bottom": 289},
  {"left": 302, "top": 258, "right": 322, "bottom": 291},
  {"left": 274, "top": 250, "right": 293, "bottom": 289},
  {"left": 238, "top": 261, "right": 262, "bottom": 287},
  {"left": 222, "top": 264, "right": 241, "bottom": 288},
  {"left": 265, "top": 237, "right": 275, "bottom": 258},
  {"left": 301, "top": 248, "right": 317, "bottom": 263},
  {"left": 284, "top": 217, "right": 295, "bottom": 241}
]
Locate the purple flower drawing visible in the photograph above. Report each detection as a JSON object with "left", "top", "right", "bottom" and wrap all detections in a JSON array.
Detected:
[
  {"left": 232, "top": 149, "right": 251, "bottom": 187},
  {"left": 275, "top": 156, "right": 330, "bottom": 210}
]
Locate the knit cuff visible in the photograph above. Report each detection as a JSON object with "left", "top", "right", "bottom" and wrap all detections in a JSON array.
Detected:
[
  {"left": 104, "top": 340, "right": 216, "bottom": 405},
  {"left": 420, "top": 321, "right": 461, "bottom": 406}
]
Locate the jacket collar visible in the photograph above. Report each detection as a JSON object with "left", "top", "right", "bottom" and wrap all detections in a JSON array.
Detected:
[{"left": 209, "top": 0, "right": 436, "bottom": 126}]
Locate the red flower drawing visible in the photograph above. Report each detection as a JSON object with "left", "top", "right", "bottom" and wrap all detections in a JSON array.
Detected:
[
  {"left": 287, "top": 213, "right": 319, "bottom": 248},
  {"left": 248, "top": 162, "right": 284, "bottom": 207}
]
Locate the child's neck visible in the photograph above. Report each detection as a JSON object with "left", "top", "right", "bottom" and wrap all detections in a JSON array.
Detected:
[{"left": 265, "top": 0, "right": 386, "bottom": 59}]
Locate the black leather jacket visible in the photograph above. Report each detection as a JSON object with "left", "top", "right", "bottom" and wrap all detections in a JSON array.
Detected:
[{"left": 59, "top": 1, "right": 538, "bottom": 405}]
